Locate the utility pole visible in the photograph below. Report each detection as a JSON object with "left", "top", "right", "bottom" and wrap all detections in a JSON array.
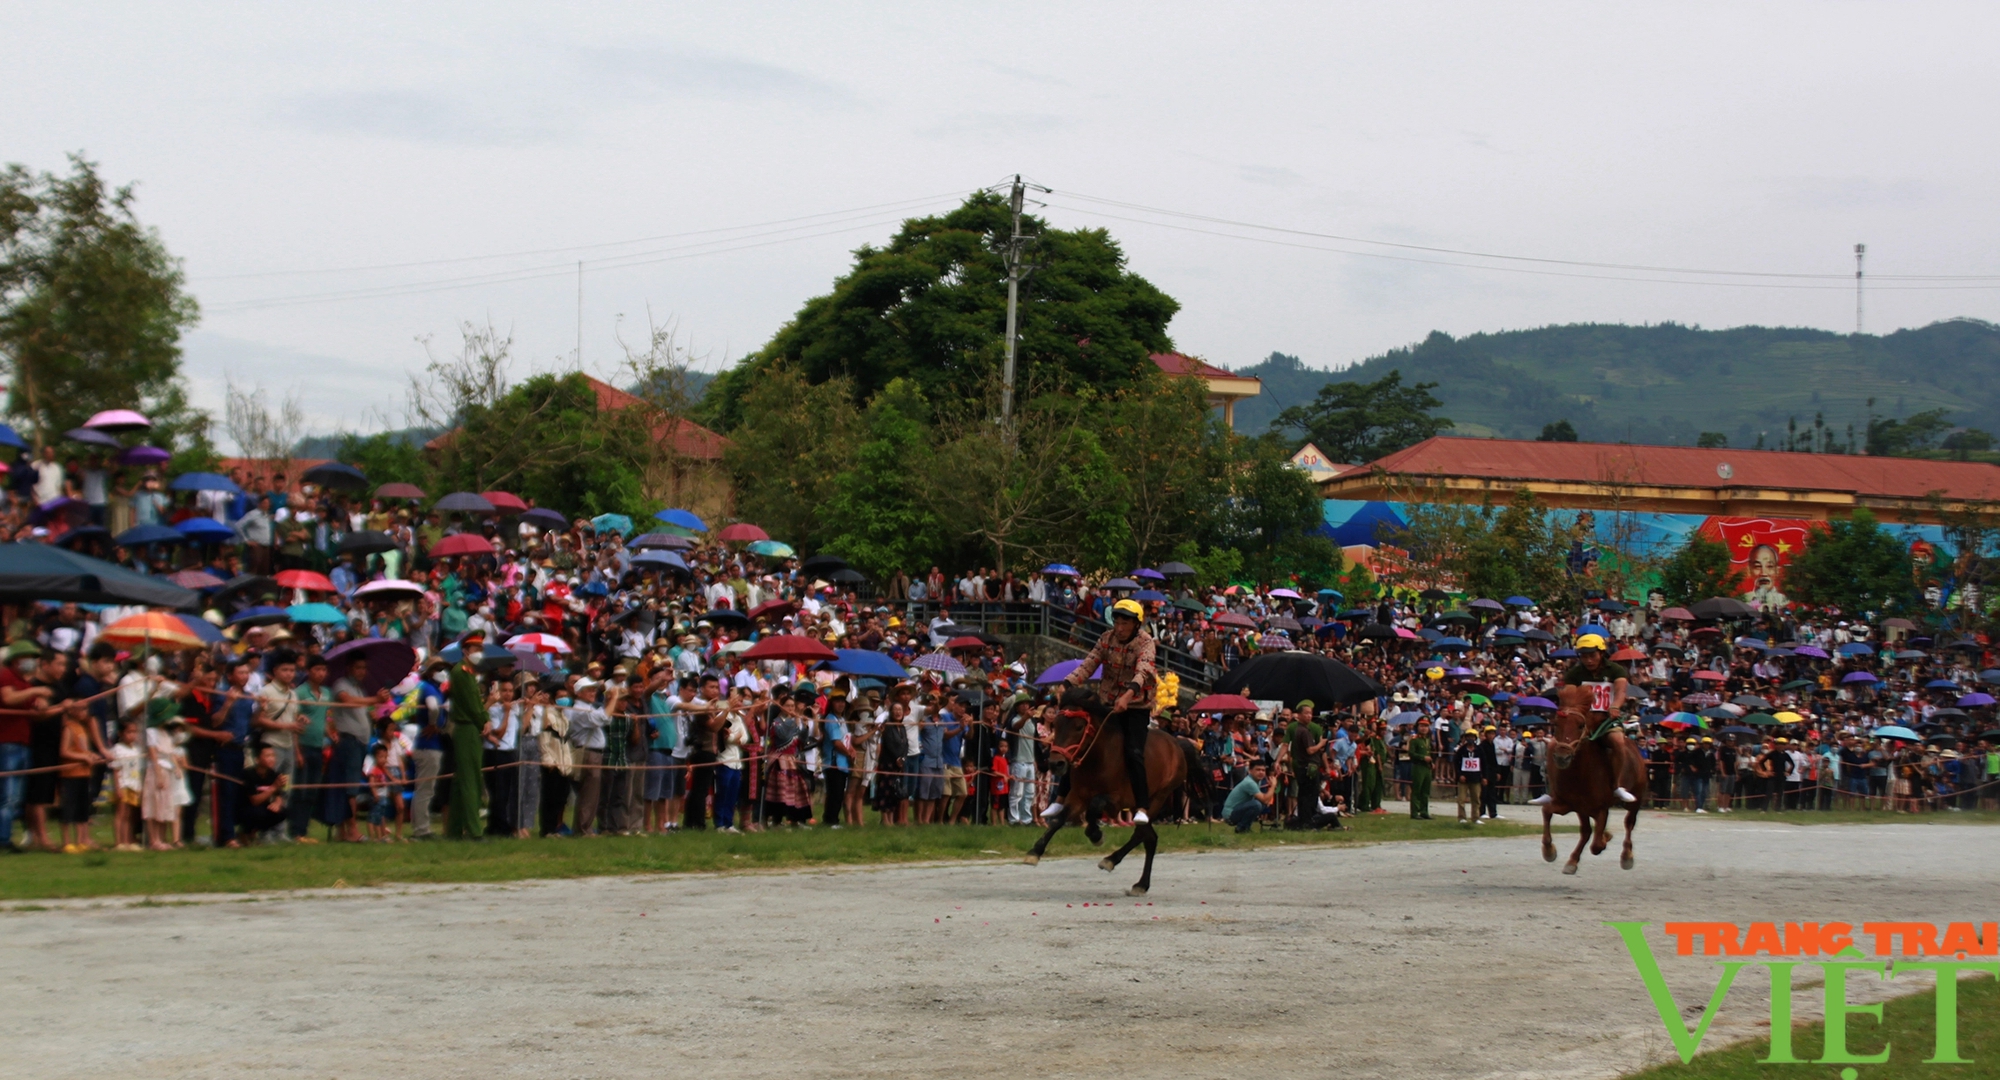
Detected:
[
  {"left": 576, "top": 261, "right": 585, "bottom": 366},
  {"left": 998, "top": 174, "right": 1049, "bottom": 429},
  {"left": 1854, "top": 243, "right": 1866, "bottom": 335}
]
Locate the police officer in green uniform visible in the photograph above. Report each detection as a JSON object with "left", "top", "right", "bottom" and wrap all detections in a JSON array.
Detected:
[
  {"left": 1284, "top": 699, "right": 1326, "bottom": 826},
  {"left": 1407, "top": 718, "right": 1434, "bottom": 819},
  {"left": 445, "top": 632, "right": 489, "bottom": 839},
  {"left": 1361, "top": 720, "right": 1388, "bottom": 812}
]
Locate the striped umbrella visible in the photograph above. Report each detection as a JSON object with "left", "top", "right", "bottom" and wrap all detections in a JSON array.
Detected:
[
  {"left": 97, "top": 611, "right": 207, "bottom": 651},
  {"left": 505, "top": 633, "right": 573, "bottom": 655},
  {"left": 911, "top": 652, "right": 968, "bottom": 676}
]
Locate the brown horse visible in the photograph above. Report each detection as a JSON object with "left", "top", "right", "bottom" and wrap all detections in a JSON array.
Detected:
[
  {"left": 1540, "top": 685, "right": 1646, "bottom": 875},
  {"left": 1023, "top": 690, "right": 1209, "bottom": 896}
]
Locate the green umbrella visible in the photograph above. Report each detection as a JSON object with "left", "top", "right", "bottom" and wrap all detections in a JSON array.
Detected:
[
  {"left": 1465, "top": 693, "right": 1490, "bottom": 705},
  {"left": 1743, "top": 712, "right": 1781, "bottom": 726},
  {"left": 1173, "top": 596, "right": 1206, "bottom": 613},
  {"left": 746, "top": 540, "right": 795, "bottom": 558},
  {"left": 1433, "top": 610, "right": 1477, "bottom": 625},
  {"left": 1780, "top": 679, "right": 1817, "bottom": 691}
]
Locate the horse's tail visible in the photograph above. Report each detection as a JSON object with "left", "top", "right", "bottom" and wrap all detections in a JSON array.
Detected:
[{"left": 1175, "top": 736, "right": 1212, "bottom": 821}]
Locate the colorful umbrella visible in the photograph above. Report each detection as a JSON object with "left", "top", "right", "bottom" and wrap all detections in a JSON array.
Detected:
[
  {"left": 274, "top": 569, "right": 336, "bottom": 592},
  {"left": 746, "top": 540, "right": 794, "bottom": 558},
  {"left": 97, "top": 611, "right": 205, "bottom": 651},
  {"left": 505, "top": 632, "right": 573, "bottom": 655}
]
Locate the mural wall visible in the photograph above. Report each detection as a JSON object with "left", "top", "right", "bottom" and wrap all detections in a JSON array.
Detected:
[{"left": 1320, "top": 499, "right": 1950, "bottom": 604}]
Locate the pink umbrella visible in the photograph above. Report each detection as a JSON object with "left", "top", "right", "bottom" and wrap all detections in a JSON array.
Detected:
[
  {"left": 480, "top": 491, "right": 528, "bottom": 513},
  {"left": 1269, "top": 588, "right": 1303, "bottom": 600},
  {"left": 83, "top": 409, "right": 151, "bottom": 432}
]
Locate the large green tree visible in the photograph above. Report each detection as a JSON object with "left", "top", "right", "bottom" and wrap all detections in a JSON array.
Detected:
[
  {"left": 820, "top": 378, "right": 947, "bottom": 578},
  {"left": 718, "top": 365, "right": 861, "bottom": 551},
  {"left": 700, "top": 191, "right": 1179, "bottom": 431},
  {"left": 0, "top": 155, "right": 206, "bottom": 453},
  {"left": 1270, "top": 369, "right": 1453, "bottom": 464},
  {"left": 1388, "top": 491, "right": 1569, "bottom": 603},
  {"left": 1784, "top": 509, "right": 1922, "bottom": 617},
  {"left": 1657, "top": 533, "right": 1739, "bottom": 606}
]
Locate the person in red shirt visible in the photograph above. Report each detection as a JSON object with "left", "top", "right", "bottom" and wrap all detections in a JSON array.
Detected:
[{"left": 0, "top": 640, "right": 57, "bottom": 852}]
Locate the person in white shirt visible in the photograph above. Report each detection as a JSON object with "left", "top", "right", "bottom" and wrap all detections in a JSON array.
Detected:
[{"left": 484, "top": 679, "right": 522, "bottom": 835}]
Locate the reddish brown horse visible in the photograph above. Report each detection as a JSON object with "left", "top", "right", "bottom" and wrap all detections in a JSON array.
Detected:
[
  {"left": 1541, "top": 685, "right": 1646, "bottom": 874},
  {"left": 1023, "top": 690, "right": 1209, "bottom": 896}
]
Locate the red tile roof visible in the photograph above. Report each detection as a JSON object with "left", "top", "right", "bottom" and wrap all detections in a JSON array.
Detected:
[
  {"left": 421, "top": 377, "right": 730, "bottom": 461},
  {"left": 1360, "top": 437, "right": 2000, "bottom": 502},
  {"left": 1151, "top": 352, "right": 1240, "bottom": 380}
]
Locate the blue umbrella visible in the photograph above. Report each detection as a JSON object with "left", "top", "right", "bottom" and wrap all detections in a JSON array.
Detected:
[
  {"left": 630, "top": 549, "right": 689, "bottom": 572},
  {"left": 1042, "top": 563, "right": 1080, "bottom": 577},
  {"left": 170, "top": 472, "right": 244, "bottom": 494},
  {"left": 174, "top": 614, "right": 225, "bottom": 645},
  {"left": 176, "top": 517, "right": 236, "bottom": 541},
  {"left": 1894, "top": 649, "right": 1927, "bottom": 660},
  {"left": 1839, "top": 642, "right": 1875, "bottom": 656},
  {"left": 654, "top": 508, "right": 707, "bottom": 532},
  {"left": 1385, "top": 711, "right": 1424, "bottom": 727},
  {"left": 1549, "top": 647, "right": 1579, "bottom": 659},
  {"left": 1926, "top": 679, "right": 1961, "bottom": 690},
  {"left": 1515, "top": 696, "right": 1557, "bottom": 710},
  {"left": 1490, "top": 691, "right": 1514, "bottom": 702},
  {"left": 286, "top": 602, "right": 348, "bottom": 625},
  {"left": 1957, "top": 692, "right": 1996, "bottom": 707},
  {"left": 1435, "top": 637, "right": 1472, "bottom": 651},
  {"left": 590, "top": 513, "right": 633, "bottom": 536},
  {"left": 1576, "top": 623, "right": 1610, "bottom": 639},
  {"left": 824, "top": 649, "right": 909, "bottom": 679},
  {"left": 1418, "top": 627, "right": 1443, "bottom": 641},
  {"left": 115, "top": 524, "right": 184, "bottom": 546},
  {"left": 0, "top": 424, "right": 26, "bottom": 450},
  {"left": 1131, "top": 568, "right": 1167, "bottom": 581},
  {"left": 1132, "top": 589, "right": 1170, "bottom": 602},
  {"left": 1872, "top": 725, "right": 1921, "bottom": 741},
  {"left": 1504, "top": 595, "right": 1535, "bottom": 607}
]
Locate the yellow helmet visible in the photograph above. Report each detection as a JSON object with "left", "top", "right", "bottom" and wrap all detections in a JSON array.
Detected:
[
  {"left": 1425, "top": 666, "right": 1445, "bottom": 681},
  {"left": 1575, "top": 632, "right": 1608, "bottom": 651},
  {"left": 1111, "top": 598, "right": 1145, "bottom": 621}
]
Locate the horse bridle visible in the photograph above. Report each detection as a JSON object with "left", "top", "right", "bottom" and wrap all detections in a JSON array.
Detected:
[
  {"left": 1047, "top": 707, "right": 1105, "bottom": 767},
  {"left": 1548, "top": 707, "right": 1589, "bottom": 764}
]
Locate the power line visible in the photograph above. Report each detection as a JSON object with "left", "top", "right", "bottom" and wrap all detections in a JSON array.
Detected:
[
  {"left": 1055, "top": 190, "right": 2000, "bottom": 282},
  {"left": 191, "top": 192, "right": 965, "bottom": 282},
  {"left": 1043, "top": 200, "right": 2000, "bottom": 291}
]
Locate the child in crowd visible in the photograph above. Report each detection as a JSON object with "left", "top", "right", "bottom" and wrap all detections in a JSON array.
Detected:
[
  {"left": 57, "top": 697, "right": 105, "bottom": 853},
  {"left": 143, "top": 719, "right": 189, "bottom": 851},
  {"left": 108, "top": 720, "right": 145, "bottom": 851},
  {"left": 364, "top": 742, "right": 398, "bottom": 842}
]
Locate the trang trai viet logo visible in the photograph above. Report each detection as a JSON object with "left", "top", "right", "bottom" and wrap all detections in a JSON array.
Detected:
[{"left": 1610, "top": 921, "right": 2000, "bottom": 1066}]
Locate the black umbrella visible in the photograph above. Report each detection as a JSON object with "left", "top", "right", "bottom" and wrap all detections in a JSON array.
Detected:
[
  {"left": 0, "top": 542, "right": 200, "bottom": 608},
  {"left": 1977, "top": 729, "right": 2000, "bottom": 742},
  {"left": 434, "top": 491, "right": 495, "bottom": 513},
  {"left": 1521, "top": 628, "right": 1557, "bottom": 642},
  {"left": 1689, "top": 596, "right": 1752, "bottom": 619},
  {"left": 1159, "top": 561, "right": 1197, "bottom": 576},
  {"left": 519, "top": 508, "right": 567, "bottom": 531},
  {"left": 338, "top": 530, "right": 398, "bottom": 556},
  {"left": 1212, "top": 651, "right": 1384, "bottom": 708},
  {"left": 214, "top": 574, "right": 280, "bottom": 607},
  {"left": 801, "top": 554, "right": 849, "bottom": 574},
  {"left": 828, "top": 568, "right": 866, "bottom": 584},
  {"left": 324, "top": 637, "right": 418, "bottom": 694},
  {"left": 53, "top": 526, "right": 111, "bottom": 550},
  {"left": 698, "top": 608, "right": 750, "bottom": 627},
  {"left": 1731, "top": 694, "right": 1773, "bottom": 710},
  {"left": 1418, "top": 588, "right": 1450, "bottom": 601},
  {"left": 1266, "top": 614, "right": 1304, "bottom": 633},
  {"left": 1355, "top": 623, "right": 1399, "bottom": 640},
  {"left": 631, "top": 532, "right": 693, "bottom": 550},
  {"left": 302, "top": 461, "right": 368, "bottom": 490}
]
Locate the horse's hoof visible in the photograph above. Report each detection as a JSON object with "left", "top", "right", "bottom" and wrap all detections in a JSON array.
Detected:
[
  {"left": 1097, "top": 856, "right": 1116, "bottom": 872},
  {"left": 1022, "top": 854, "right": 1040, "bottom": 866},
  {"left": 1127, "top": 886, "right": 1148, "bottom": 897},
  {"left": 1562, "top": 863, "right": 1578, "bottom": 875},
  {"left": 1084, "top": 825, "right": 1103, "bottom": 845},
  {"left": 1542, "top": 846, "right": 1557, "bottom": 863},
  {"left": 1621, "top": 854, "right": 1634, "bottom": 870}
]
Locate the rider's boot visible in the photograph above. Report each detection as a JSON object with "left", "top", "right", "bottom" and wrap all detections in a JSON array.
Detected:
[
  {"left": 1125, "top": 743, "right": 1151, "bottom": 825},
  {"left": 1040, "top": 802, "right": 1065, "bottom": 820},
  {"left": 1605, "top": 728, "right": 1640, "bottom": 803},
  {"left": 1529, "top": 793, "right": 1552, "bottom": 806}
]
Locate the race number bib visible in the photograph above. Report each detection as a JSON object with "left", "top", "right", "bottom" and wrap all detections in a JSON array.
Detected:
[
  {"left": 1460, "top": 756, "right": 1481, "bottom": 773},
  {"left": 1584, "top": 681, "right": 1613, "bottom": 712}
]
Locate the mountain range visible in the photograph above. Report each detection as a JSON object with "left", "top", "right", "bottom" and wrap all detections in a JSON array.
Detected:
[{"left": 1223, "top": 318, "right": 2000, "bottom": 452}]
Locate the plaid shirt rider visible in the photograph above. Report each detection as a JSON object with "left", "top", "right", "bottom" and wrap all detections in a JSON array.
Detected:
[{"left": 1067, "top": 627, "right": 1159, "bottom": 708}]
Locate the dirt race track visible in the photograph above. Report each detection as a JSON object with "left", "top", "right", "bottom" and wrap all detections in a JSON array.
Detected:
[{"left": 5, "top": 815, "right": 1995, "bottom": 1080}]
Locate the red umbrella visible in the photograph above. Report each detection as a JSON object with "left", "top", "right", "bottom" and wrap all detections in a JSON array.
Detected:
[
  {"left": 742, "top": 635, "right": 837, "bottom": 663},
  {"left": 1611, "top": 647, "right": 1646, "bottom": 661},
  {"left": 1691, "top": 670, "right": 1728, "bottom": 681},
  {"left": 167, "top": 569, "right": 225, "bottom": 589},
  {"left": 431, "top": 533, "right": 494, "bottom": 557},
  {"left": 274, "top": 569, "right": 336, "bottom": 592},
  {"left": 1212, "top": 612, "right": 1258, "bottom": 630},
  {"left": 748, "top": 599, "right": 797, "bottom": 621},
  {"left": 1659, "top": 607, "right": 1695, "bottom": 621},
  {"left": 716, "top": 523, "right": 770, "bottom": 543},
  {"left": 1188, "top": 693, "right": 1259, "bottom": 714},
  {"left": 374, "top": 482, "right": 426, "bottom": 500},
  {"left": 480, "top": 491, "right": 528, "bottom": 513},
  {"left": 946, "top": 636, "right": 987, "bottom": 651}
]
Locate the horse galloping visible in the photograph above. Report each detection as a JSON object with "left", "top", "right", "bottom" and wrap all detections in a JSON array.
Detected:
[
  {"left": 1023, "top": 690, "right": 1210, "bottom": 896},
  {"left": 1541, "top": 684, "right": 1646, "bottom": 875}
]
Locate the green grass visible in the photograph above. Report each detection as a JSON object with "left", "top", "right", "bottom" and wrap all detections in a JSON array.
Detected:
[
  {"left": 1626, "top": 975, "right": 2000, "bottom": 1079},
  {"left": 0, "top": 814, "right": 1537, "bottom": 901}
]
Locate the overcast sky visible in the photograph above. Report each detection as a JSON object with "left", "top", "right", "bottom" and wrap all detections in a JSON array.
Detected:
[{"left": 8, "top": 3, "right": 1997, "bottom": 448}]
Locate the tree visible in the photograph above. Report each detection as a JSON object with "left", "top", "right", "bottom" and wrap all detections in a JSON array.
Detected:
[
  {"left": 0, "top": 155, "right": 205, "bottom": 452},
  {"left": 1270, "top": 370, "right": 1453, "bottom": 464},
  {"left": 1097, "top": 374, "right": 1231, "bottom": 567},
  {"left": 1864, "top": 408, "right": 1952, "bottom": 456},
  {"left": 1784, "top": 509, "right": 1921, "bottom": 616},
  {"left": 820, "top": 378, "right": 948, "bottom": 578},
  {"left": 700, "top": 191, "right": 1179, "bottom": 431},
  {"left": 225, "top": 378, "right": 305, "bottom": 485},
  {"left": 1657, "top": 533, "right": 1739, "bottom": 605},
  {"left": 1219, "top": 435, "right": 1339, "bottom": 586},
  {"left": 928, "top": 388, "right": 1111, "bottom": 575},
  {"left": 1943, "top": 428, "right": 1994, "bottom": 460},
  {"left": 1695, "top": 431, "right": 1727, "bottom": 448},
  {"left": 1385, "top": 490, "right": 1568, "bottom": 603},
  {"left": 1538, "top": 419, "right": 1578, "bottom": 442},
  {"left": 719, "top": 364, "right": 861, "bottom": 550}
]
